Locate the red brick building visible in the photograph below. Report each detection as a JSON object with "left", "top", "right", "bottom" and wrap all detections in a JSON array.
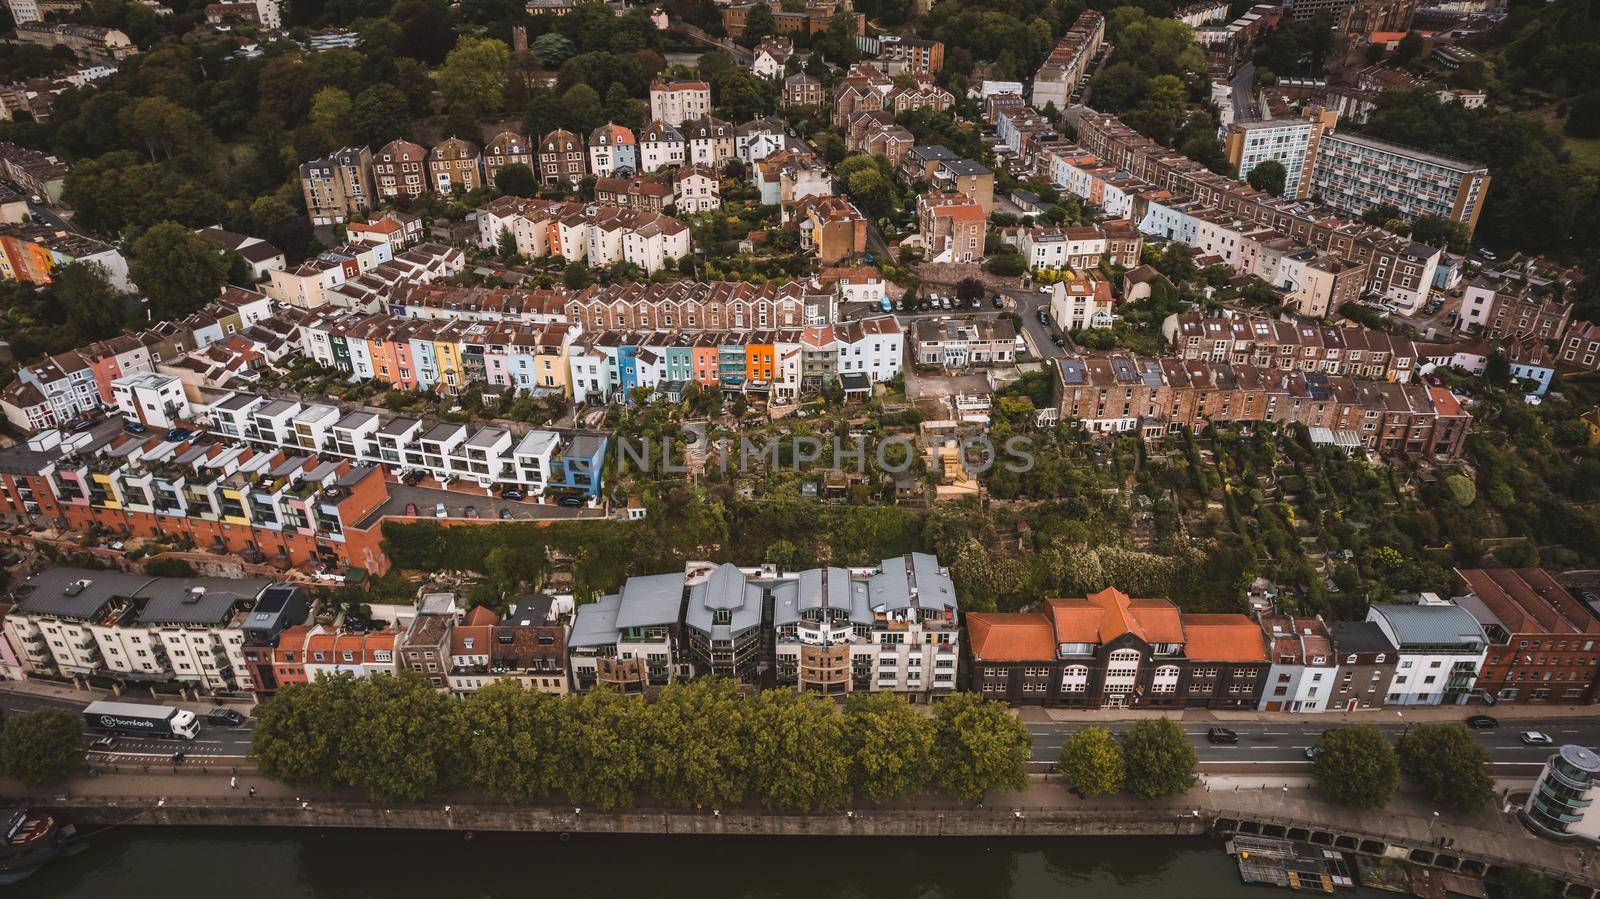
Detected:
[{"left": 1454, "top": 568, "right": 1600, "bottom": 704}]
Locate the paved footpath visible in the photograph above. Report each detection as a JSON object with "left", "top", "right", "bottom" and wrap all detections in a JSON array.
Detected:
[
  {"left": 1017, "top": 702, "right": 1600, "bottom": 724},
  {"left": 8, "top": 769, "right": 1595, "bottom": 886}
]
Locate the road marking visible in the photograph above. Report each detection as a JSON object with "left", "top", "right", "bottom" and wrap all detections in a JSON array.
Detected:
[{"left": 1262, "top": 731, "right": 1289, "bottom": 735}]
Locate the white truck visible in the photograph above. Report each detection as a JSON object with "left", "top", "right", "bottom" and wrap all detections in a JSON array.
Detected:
[{"left": 82, "top": 701, "right": 199, "bottom": 741}]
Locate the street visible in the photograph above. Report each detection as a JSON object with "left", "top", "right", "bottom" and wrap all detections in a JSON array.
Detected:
[
  {"left": 2, "top": 686, "right": 255, "bottom": 763},
  {"left": 1027, "top": 716, "right": 1599, "bottom": 772},
  {"left": 1231, "top": 62, "right": 1258, "bottom": 123}
]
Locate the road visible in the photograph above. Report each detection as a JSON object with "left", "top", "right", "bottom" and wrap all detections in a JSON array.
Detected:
[
  {"left": 1231, "top": 62, "right": 1258, "bottom": 123},
  {"left": 997, "top": 286, "right": 1075, "bottom": 359},
  {"left": 3, "top": 687, "right": 254, "bottom": 764},
  {"left": 1027, "top": 717, "right": 1600, "bottom": 773}
]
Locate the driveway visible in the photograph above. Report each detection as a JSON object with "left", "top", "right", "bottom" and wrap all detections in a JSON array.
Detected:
[
  {"left": 366, "top": 482, "right": 605, "bottom": 525},
  {"left": 997, "top": 287, "right": 1074, "bottom": 359}
]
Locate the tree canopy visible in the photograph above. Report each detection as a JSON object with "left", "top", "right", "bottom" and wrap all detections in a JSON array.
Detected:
[
  {"left": 1398, "top": 723, "right": 1495, "bottom": 812},
  {"left": 1121, "top": 718, "right": 1196, "bottom": 798},
  {"left": 0, "top": 709, "right": 83, "bottom": 786},
  {"left": 1057, "top": 726, "right": 1126, "bottom": 797},
  {"left": 1311, "top": 725, "right": 1399, "bottom": 809}
]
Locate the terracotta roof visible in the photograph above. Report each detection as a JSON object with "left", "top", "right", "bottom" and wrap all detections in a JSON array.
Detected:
[
  {"left": 1455, "top": 568, "right": 1600, "bottom": 636},
  {"left": 1046, "top": 588, "right": 1184, "bottom": 645},
  {"left": 462, "top": 605, "right": 500, "bottom": 626},
  {"left": 1182, "top": 614, "right": 1268, "bottom": 662},
  {"left": 450, "top": 624, "right": 495, "bottom": 657},
  {"left": 967, "top": 612, "right": 1055, "bottom": 661}
]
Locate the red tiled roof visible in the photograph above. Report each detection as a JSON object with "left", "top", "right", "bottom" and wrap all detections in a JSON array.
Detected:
[
  {"left": 1183, "top": 614, "right": 1268, "bottom": 662},
  {"left": 967, "top": 612, "right": 1055, "bottom": 661}
]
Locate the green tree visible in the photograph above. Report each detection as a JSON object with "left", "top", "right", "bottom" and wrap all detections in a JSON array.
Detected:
[
  {"left": 438, "top": 36, "right": 511, "bottom": 115},
  {"left": 128, "top": 221, "right": 230, "bottom": 320},
  {"left": 309, "top": 87, "right": 354, "bottom": 150},
  {"left": 563, "top": 261, "right": 592, "bottom": 289},
  {"left": 1121, "top": 718, "right": 1196, "bottom": 798},
  {"left": 336, "top": 673, "right": 463, "bottom": 802},
  {"left": 1311, "top": 725, "right": 1399, "bottom": 809},
  {"left": 1057, "top": 726, "right": 1126, "bottom": 797},
  {"left": 251, "top": 676, "right": 354, "bottom": 791},
  {"left": 845, "top": 169, "right": 893, "bottom": 217},
  {"left": 350, "top": 84, "right": 412, "bottom": 148},
  {"left": 495, "top": 163, "right": 539, "bottom": 198},
  {"left": 460, "top": 683, "right": 566, "bottom": 803},
  {"left": 931, "top": 693, "right": 1031, "bottom": 803},
  {"left": 1125, "top": 75, "right": 1188, "bottom": 146},
  {"left": 745, "top": 690, "right": 851, "bottom": 811},
  {"left": 52, "top": 261, "right": 125, "bottom": 339},
  {"left": 561, "top": 686, "right": 648, "bottom": 810},
  {"left": 645, "top": 679, "right": 751, "bottom": 808},
  {"left": 739, "top": 2, "right": 777, "bottom": 48},
  {"left": 531, "top": 32, "right": 578, "bottom": 68},
  {"left": 0, "top": 709, "right": 83, "bottom": 785},
  {"left": 1246, "top": 160, "right": 1287, "bottom": 197},
  {"left": 1398, "top": 723, "right": 1494, "bottom": 812},
  {"left": 843, "top": 692, "right": 934, "bottom": 804},
  {"left": 116, "top": 96, "right": 214, "bottom": 164}
]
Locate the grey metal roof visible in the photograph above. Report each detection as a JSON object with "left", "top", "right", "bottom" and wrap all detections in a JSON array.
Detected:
[
  {"left": 868, "top": 553, "right": 956, "bottom": 614},
  {"left": 333, "top": 411, "right": 377, "bottom": 431},
  {"left": 336, "top": 464, "right": 375, "bottom": 487},
  {"left": 614, "top": 572, "right": 684, "bottom": 629},
  {"left": 16, "top": 567, "right": 270, "bottom": 625},
  {"left": 254, "top": 399, "right": 297, "bottom": 418},
  {"left": 771, "top": 566, "right": 861, "bottom": 627},
  {"left": 1369, "top": 602, "right": 1486, "bottom": 649},
  {"left": 139, "top": 576, "right": 269, "bottom": 625},
  {"left": 466, "top": 427, "right": 510, "bottom": 449},
  {"left": 685, "top": 563, "right": 764, "bottom": 638},
  {"left": 15, "top": 568, "right": 156, "bottom": 619},
  {"left": 566, "top": 433, "right": 606, "bottom": 459},
  {"left": 568, "top": 595, "right": 623, "bottom": 648},
  {"left": 422, "top": 422, "right": 465, "bottom": 442}
]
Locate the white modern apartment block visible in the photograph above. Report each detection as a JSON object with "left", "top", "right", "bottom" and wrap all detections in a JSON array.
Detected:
[
  {"left": 111, "top": 372, "right": 192, "bottom": 429},
  {"left": 1309, "top": 132, "right": 1491, "bottom": 236},
  {"left": 201, "top": 392, "right": 607, "bottom": 495},
  {"left": 1224, "top": 113, "right": 1331, "bottom": 199},
  {"left": 1367, "top": 598, "right": 1487, "bottom": 706},
  {"left": 5, "top": 567, "right": 273, "bottom": 693}
]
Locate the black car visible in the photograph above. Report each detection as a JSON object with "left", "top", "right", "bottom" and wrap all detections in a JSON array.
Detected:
[
  {"left": 1037, "top": 310, "right": 1050, "bottom": 325},
  {"left": 401, "top": 469, "right": 425, "bottom": 486},
  {"left": 557, "top": 494, "right": 584, "bottom": 508},
  {"left": 990, "top": 296, "right": 1003, "bottom": 308},
  {"left": 1206, "top": 727, "right": 1239, "bottom": 745},
  {"left": 164, "top": 428, "right": 192, "bottom": 442},
  {"left": 1465, "top": 714, "right": 1498, "bottom": 730},
  {"left": 499, "top": 488, "right": 525, "bottom": 501},
  {"left": 206, "top": 707, "right": 245, "bottom": 727}
]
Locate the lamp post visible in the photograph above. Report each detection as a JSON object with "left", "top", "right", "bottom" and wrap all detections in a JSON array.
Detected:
[
  {"left": 1428, "top": 811, "right": 1439, "bottom": 831},
  {"left": 1397, "top": 710, "right": 1409, "bottom": 740}
]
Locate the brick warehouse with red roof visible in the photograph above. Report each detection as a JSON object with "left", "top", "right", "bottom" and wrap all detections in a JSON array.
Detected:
[{"left": 966, "top": 587, "right": 1269, "bottom": 708}]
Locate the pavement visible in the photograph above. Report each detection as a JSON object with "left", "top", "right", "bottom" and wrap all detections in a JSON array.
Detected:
[
  {"left": 12, "top": 770, "right": 1597, "bottom": 886},
  {"left": 1022, "top": 705, "right": 1600, "bottom": 773}
]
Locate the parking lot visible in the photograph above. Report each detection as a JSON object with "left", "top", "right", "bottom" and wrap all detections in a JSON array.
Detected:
[{"left": 366, "top": 481, "right": 604, "bottom": 524}]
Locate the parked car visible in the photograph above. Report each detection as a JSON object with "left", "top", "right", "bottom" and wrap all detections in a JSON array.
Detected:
[
  {"left": 434, "top": 502, "right": 447, "bottom": 518},
  {"left": 1206, "top": 727, "right": 1238, "bottom": 745},
  {"left": 1521, "top": 730, "right": 1554, "bottom": 745},
  {"left": 1465, "top": 714, "right": 1498, "bottom": 730},
  {"left": 557, "top": 494, "right": 584, "bottom": 508},
  {"left": 1037, "top": 309, "right": 1050, "bottom": 325},
  {"left": 164, "top": 428, "right": 191, "bottom": 442},
  {"left": 498, "top": 508, "right": 512, "bottom": 520},
  {"left": 123, "top": 420, "right": 148, "bottom": 434},
  {"left": 404, "top": 502, "right": 417, "bottom": 517},
  {"left": 464, "top": 505, "right": 479, "bottom": 519},
  {"left": 401, "top": 469, "right": 425, "bottom": 486},
  {"left": 89, "top": 735, "right": 117, "bottom": 751},
  {"left": 990, "top": 296, "right": 1003, "bottom": 308},
  {"left": 499, "top": 488, "right": 525, "bottom": 501},
  {"left": 206, "top": 708, "right": 245, "bottom": 727}
]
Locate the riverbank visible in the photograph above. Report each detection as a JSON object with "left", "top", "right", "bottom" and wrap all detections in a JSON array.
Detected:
[{"left": 10, "top": 773, "right": 1597, "bottom": 893}]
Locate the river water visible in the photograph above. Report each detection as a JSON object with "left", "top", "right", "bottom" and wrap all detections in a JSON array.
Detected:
[{"left": 14, "top": 829, "right": 1403, "bottom": 899}]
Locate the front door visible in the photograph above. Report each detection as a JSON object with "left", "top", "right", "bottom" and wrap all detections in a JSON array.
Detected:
[{"left": 1105, "top": 693, "right": 1127, "bottom": 709}]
